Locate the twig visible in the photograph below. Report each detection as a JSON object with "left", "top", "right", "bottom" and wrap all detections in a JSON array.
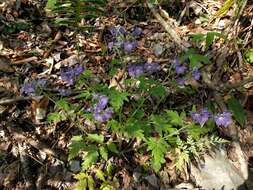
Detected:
[
  {"left": 221, "top": 76, "right": 253, "bottom": 90},
  {"left": 12, "top": 56, "right": 38, "bottom": 65},
  {"left": 146, "top": 0, "right": 188, "bottom": 50},
  {"left": 0, "top": 96, "right": 43, "bottom": 105}
]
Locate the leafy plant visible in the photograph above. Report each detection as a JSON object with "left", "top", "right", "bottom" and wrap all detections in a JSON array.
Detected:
[{"left": 45, "top": 0, "right": 107, "bottom": 27}]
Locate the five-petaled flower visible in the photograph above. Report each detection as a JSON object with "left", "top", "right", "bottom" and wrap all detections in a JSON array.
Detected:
[
  {"left": 21, "top": 79, "right": 47, "bottom": 96},
  {"left": 192, "top": 67, "right": 201, "bottom": 80},
  {"left": 214, "top": 111, "right": 232, "bottom": 127},
  {"left": 60, "top": 64, "right": 84, "bottom": 85},
  {"left": 190, "top": 108, "right": 211, "bottom": 126},
  {"left": 90, "top": 94, "right": 113, "bottom": 123}
]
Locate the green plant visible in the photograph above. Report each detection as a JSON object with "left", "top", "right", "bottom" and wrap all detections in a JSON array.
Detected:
[{"left": 45, "top": 0, "right": 107, "bottom": 27}]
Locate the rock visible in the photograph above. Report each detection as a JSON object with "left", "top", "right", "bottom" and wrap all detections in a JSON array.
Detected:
[
  {"left": 153, "top": 43, "right": 164, "bottom": 57},
  {"left": 175, "top": 182, "right": 194, "bottom": 189},
  {"left": 191, "top": 148, "right": 246, "bottom": 190},
  {"left": 69, "top": 160, "right": 81, "bottom": 173},
  {"left": 144, "top": 174, "right": 159, "bottom": 189}
]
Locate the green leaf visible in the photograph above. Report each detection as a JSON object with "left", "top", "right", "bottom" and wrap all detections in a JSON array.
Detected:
[
  {"left": 99, "top": 146, "right": 108, "bottom": 160},
  {"left": 150, "top": 114, "right": 176, "bottom": 135},
  {"left": 107, "top": 141, "right": 119, "bottom": 154},
  {"left": 146, "top": 137, "right": 169, "bottom": 172},
  {"left": 87, "top": 175, "right": 95, "bottom": 190},
  {"left": 47, "top": 112, "right": 66, "bottom": 123},
  {"left": 206, "top": 32, "right": 224, "bottom": 50},
  {"left": 189, "top": 33, "right": 205, "bottom": 45},
  {"left": 166, "top": 110, "right": 183, "bottom": 126},
  {"left": 68, "top": 138, "right": 86, "bottom": 160},
  {"left": 86, "top": 134, "right": 104, "bottom": 144},
  {"left": 75, "top": 173, "right": 87, "bottom": 190},
  {"left": 108, "top": 89, "right": 129, "bottom": 111},
  {"left": 189, "top": 53, "right": 210, "bottom": 68},
  {"left": 96, "top": 169, "right": 106, "bottom": 182},
  {"left": 227, "top": 97, "right": 246, "bottom": 126},
  {"left": 150, "top": 85, "right": 167, "bottom": 99},
  {"left": 82, "top": 149, "right": 99, "bottom": 170},
  {"left": 55, "top": 99, "right": 71, "bottom": 111},
  {"left": 214, "top": 0, "right": 235, "bottom": 17},
  {"left": 175, "top": 149, "right": 190, "bottom": 171}
]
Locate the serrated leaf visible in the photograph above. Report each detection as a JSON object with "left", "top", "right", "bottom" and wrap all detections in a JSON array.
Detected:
[
  {"left": 189, "top": 53, "right": 210, "bottom": 68},
  {"left": 87, "top": 175, "right": 95, "bottom": 190},
  {"left": 96, "top": 169, "right": 106, "bottom": 181},
  {"left": 150, "top": 114, "right": 175, "bottom": 135},
  {"left": 146, "top": 137, "right": 169, "bottom": 172},
  {"left": 107, "top": 141, "right": 119, "bottom": 154},
  {"left": 227, "top": 97, "right": 245, "bottom": 126},
  {"left": 55, "top": 99, "right": 71, "bottom": 111},
  {"left": 166, "top": 110, "right": 183, "bottom": 126},
  {"left": 175, "top": 149, "right": 189, "bottom": 171},
  {"left": 206, "top": 32, "right": 224, "bottom": 50},
  {"left": 68, "top": 140, "right": 86, "bottom": 160},
  {"left": 99, "top": 146, "right": 108, "bottom": 160},
  {"left": 108, "top": 89, "right": 129, "bottom": 111},
  {"left": 75, "top": 173, "right": 87, "bottom": 190},
  {"left": 86, "top": 134, "right": 104, "bottom": 144},
  {"left": 47, "top": 112, "right": 66, "bottom": 123},
  {"left": 150, "top": 85, "right": 167, "bottom": 99},
  {"left": 82, "top": 150, "right": 99, "bottom": 170}
]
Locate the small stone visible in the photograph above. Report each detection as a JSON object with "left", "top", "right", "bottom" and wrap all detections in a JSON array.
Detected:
[
  {"left": 175, "top": 182, "right": 194, "bottom": 189},
  {"left": 133, "top": 172, "right": 142, "bottom": 182},
  {"left": 69, "top": 160, "right": 81, "bottom": 173},
  {"left": 144, "top": 174, "right": 159, "bottom": 189},
  {"left": 153, "top": 43, "right": 164, "bottom": 57}
]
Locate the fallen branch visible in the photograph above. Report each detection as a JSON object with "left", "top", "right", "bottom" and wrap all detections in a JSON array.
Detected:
[
  {"left": 146, "top": 0, "right": 188, "bottom": 50},
  {"left": 0, "top": 96, "right": 43, "bottom": 105},
  {"left": 12, "top": 56, "right": 38, "bottom": 65}
]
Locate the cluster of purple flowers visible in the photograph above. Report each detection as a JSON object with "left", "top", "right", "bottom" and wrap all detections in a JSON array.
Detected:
[
  {"left": 173, "top": 58, "right": 201, "bottom": 86},
  {"left": 60, "top": 64, "right": 84, "bottom": 86},
  {"left": 21, "top": 79, "right": 47, "bottom": 96},
  {"left": 89, "top": 94, "right": 113, "bottom": 123},
  {"left": 128, "top": 62, "right": 161, "bottom": 77},
  {"left": 190, "top": 108, "right": 233, "bottom": 127},
  {"left": 107, "top": 26, "right": 142, "bottom": 53}
]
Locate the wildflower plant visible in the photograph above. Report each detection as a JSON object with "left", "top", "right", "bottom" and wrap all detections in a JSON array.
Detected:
[{"left": 45, "top": 26, "right": 240, "bottom": 189}]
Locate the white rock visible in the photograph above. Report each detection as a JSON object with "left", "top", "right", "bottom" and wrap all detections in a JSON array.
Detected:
[{"left": 191, "top": 148, "right": 246, "bottom": 190}]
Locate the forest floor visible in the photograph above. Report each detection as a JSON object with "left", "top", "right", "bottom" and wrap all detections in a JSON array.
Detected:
[{"left": 0, "top": 0, "right": 253, "bottom": 189}]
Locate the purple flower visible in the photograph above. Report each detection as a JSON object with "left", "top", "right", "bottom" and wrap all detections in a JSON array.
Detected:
[
  {"left": 21, "top": 79, "right": 47, "bottom": 96},
  {"left": 190, "top": 108, "right": 211, "bottom": 126},
  {"left": 57, "top": 88, "right": 72, "bottom": 96},
  {"left": 175, "top": 65, "right": 187, "bottom": 75},
  {"left": 123, "top": 41, "right": 138, "bottom": 53},
  {"left": 176, "top": 78, "right": 185, "bottom": 87},
  {"left": 214, "top": 112, "right": 232, "bottom": 127},
  {"left": 60, "top": 64, "right": 84, "bottom": 85},
  {"left": 93, "top": 108, "right": 113, "bottom": 123},
  {"left": 132, "top": 27, "right": 143, "bottom": 36},
  {"left": 128, "top": 64, "right": 145, "bottom": 77},
  {"left": 21, "top": 81, "right": 37, "bottom": 95},
  {"left": 37, "top": 79, "right": 47, "bottom": 88},
  {"left": 90, "top": 94, "right": 112, "bottom": 123},
  {"left": 73, "top": 65, "right": 84, "bottom": 76},
  {"left": 119, "top": 26, "right": 127, "bottom": 35},
  {"left": 108, "top": 42, "right": 114, "bottom": 50},
  {"left": 93, "top": 95, "right": 109, "bottom": 112},
  {"left": 109, "top": 26, "right": 117, "bottom": 36},
  {"left": 144, "top": 63, "right": 160, "bottom": 73},
  {"left": 102, "top": 108, "right": 113, "bottom": 121},
  {"left": 61, "top": 68, "right": 75, "bottom": 85},
  {"left": 192, "top": 68, "right": 201, "bottom": 80}
]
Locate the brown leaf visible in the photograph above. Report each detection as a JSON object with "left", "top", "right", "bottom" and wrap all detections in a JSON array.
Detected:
[{"left": 0, "top": 55, "right": 14, "bottom": 72}]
